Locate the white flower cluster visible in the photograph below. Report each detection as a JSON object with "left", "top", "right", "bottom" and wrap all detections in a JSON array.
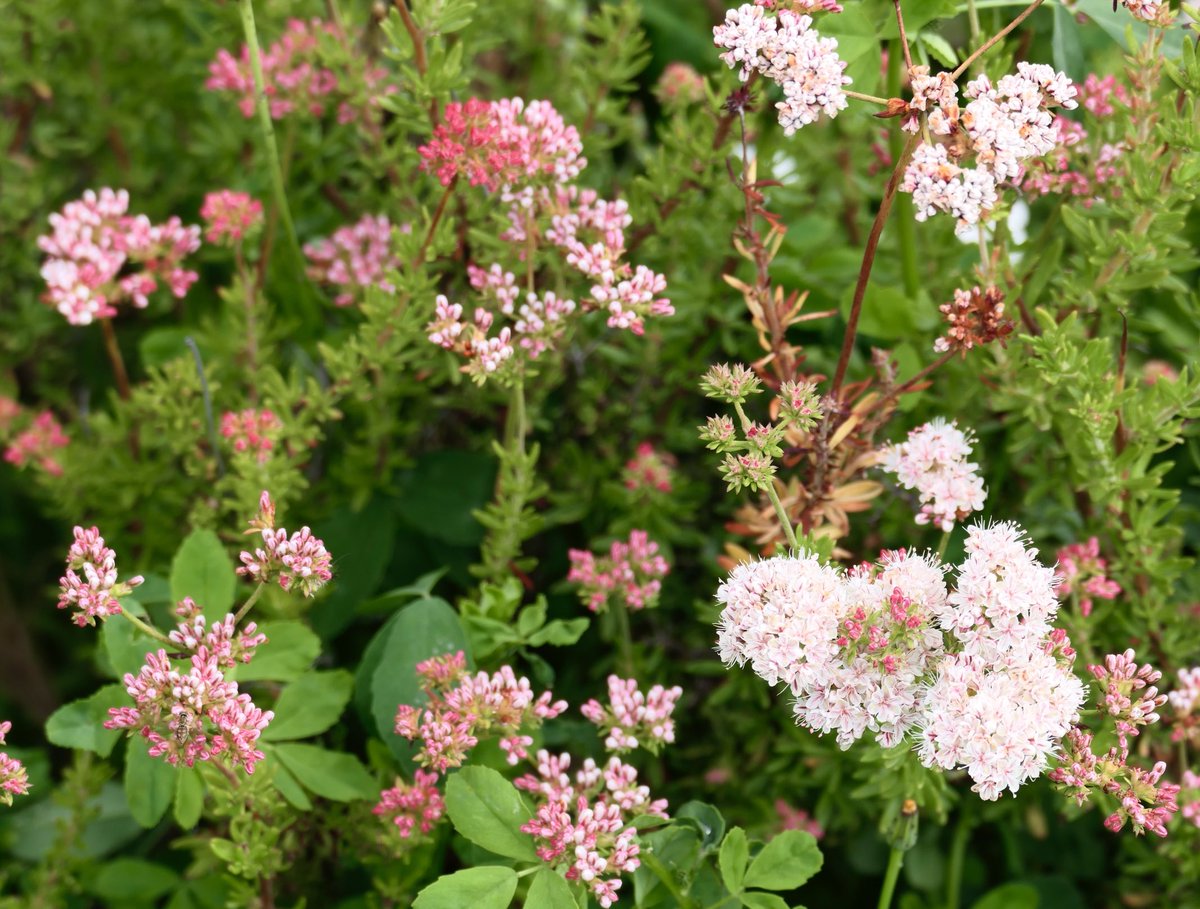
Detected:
[
  {"left": 716, "top": 522, "right": 1085, "bottom": 800},
  {"left": 881, "top": 418, "right": 987, "bottom": 532},
  {"left": 714, "top": 4, "right": 850, "bottom": 134}
]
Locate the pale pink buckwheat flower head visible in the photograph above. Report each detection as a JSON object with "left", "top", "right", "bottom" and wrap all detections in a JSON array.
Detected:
[
  {"left": 237, "top": 491, "right": 333, "bottom": 597},
  {"left": 1055, "top": 537, "right": 1121, "bottom": 617},
  {"left": 1167, "top": 666, "right": 1200, "bottom": 746},
  {"left": 0, "top": 722, "right": 30, "bottom": 806},
  {"left": 581, "top": 676, "right": 683, "bottom": 754},
  {"left": 714, "top": 5, "right": 850, "bottom": 133},
  {"left": 38, "top": 188, "right": 201, "bottom": 326},
  {"left": 880, "top": 418, "right": 986, "bottom": 532},
  {"left": 567, "top": 530, "right": 670, "bottom": 614},
  {"left": 200, "top": 190, "right": 263, "bottom": 246},
  {"left": 374, "top": 770, "right": 445, "bottom": 841},
  {"left": 622, "top": 442, "right": 675, "bottom": 494},
  {"left": 304, "top": 214, "right": 404, "bottom": 307},
  {"left": 57, "top": 526, "right": 144, "bottom": 627},
  {"left": 221, "top": 409, "right": 282, "bottom": 463},
  {"left": 4, "top": 411, "right": 69, "bottom": 476}
]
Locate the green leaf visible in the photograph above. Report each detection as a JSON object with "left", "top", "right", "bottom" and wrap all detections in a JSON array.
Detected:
[
  {"left": 170, "top": 529, "right": 236, "bottom": 620},
  {"left": 444, "top": 766, "right": 538, "bottom": 862},
  {"left": 101, "top": 602, "right": 160, "bottom": 679},
  {"left": 920, "top": 31, "right": 958, "bottom": 68},
  {"left": 125, "top": 742, "right": 176, "bottom": 828},
  {"left": 720, "top": 827, "right": 750, "bottom": 893},
  {"left": 525, "top": 868, "right": 576, "bottom": 909},
  {"left": 310, "top": 497, "right": 397, "bottom": 639},
  {"left": 970, "top": 883, "right": 1039, "bottom": 909},
  {"left": 412, "top": 866, "right": 518, "bottom": 909},
  {"left": 232, "top": 620, "right": 321, "bottom": 682},
  {"left": 677, "top": 801, "right": 726, "bottom": 852},
  {"left": 271, "top": 743, "right": 378, "bottom": 802},
  {"left": 840, "top": 282, "right": 938, "bottom": 341},
  {"left": 45, "top": 685, "right": 128, "bottom": 758},
  {"left": 364, "top": 597, "right": 470, "bottom": 759},
  {"left": 744, "top": 830, "right": 824, "bottom": 891},
  {"left": 396, "top": 450, "right": 496, "bottom": 546},
  {"left": 268, "top": 756, "right": 313, "bottom": 811},
  {"left": 174, "top": 766, "right": 203, "bottom": 829},
  {"left": 261, "top": 670, "right": 354, "bottom": 741},
  {"left": 879, "top": 0, "right": 957, "bottom": 37},
  {"left": 526, "top": 617, "right": 589, "bottom": 647},
  {"left": 91, "top": 857, "right": 180, "bottom": 901},
  {"left": 741, "top": 893, "right": 790, "bottom": 909},
  {"left": 1051, "top": 3, "right": 1083, "bottom": 80}
]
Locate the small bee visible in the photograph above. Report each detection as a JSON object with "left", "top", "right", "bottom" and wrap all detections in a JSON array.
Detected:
[{"left": 174, "top": 709, "right": 195, "bottom": 745}]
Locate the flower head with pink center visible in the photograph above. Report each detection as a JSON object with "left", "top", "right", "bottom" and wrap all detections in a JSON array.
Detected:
[
  {"left": 38, "top": 188, "right": 200, "bottom": 325},
  {"left": 237, "top": 491, "right": 333, "bottom": 597},
  {"left": 4, "top": 411, "right": 68, "bottom": 476},
  {"left": 200, "top": 190, "right": 263, "bottom": 246},
  {"left": 221, "top": 409, "right": 282, "bottom": 463},
  {"left": 304, "top": 214, "right": 403, "bottom": 307},
  {"left": 57, "top": 526, "right": 144, "bottom": 627},
  {"left": 374, "top": 770, "right": 445, "bottom": 841},
  {"left": 622, "top": 442, "right": 675, "bottom": 494},
  {"left": 567, "top": 531, "right": 670, "bottom": 614},
  {"left": 581, "top": 676, "right": 683, "bottom": 754},
  {"left": 881, "top": 418, "right": 986, "bottom": 532},
  {"left": 0, "top": 722, "right": 30, "bottom": 806},
  {"left": 1055, "top": 537, "right": 1121, "bottom": 617}
]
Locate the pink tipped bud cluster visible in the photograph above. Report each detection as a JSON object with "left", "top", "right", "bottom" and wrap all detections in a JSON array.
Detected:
[
  {"left": 206, "top": 18, "right": 393, "bottom": 125},
  {"left": 622, "top": 442, "right": 675, "bottom": 494},
  {"left": 0, "top": 722, "right": 30, "bottom": 806},
  {"left": 567, "top": 530, "right": 670, "bottom": 614},
  {"left": 237, "top": 491, "right": 333, "bottom": 597},
  {"left": 881, "top": 418, "right": 986, "bottom": 532},
  {"left": 393, "top": 651, "right": 567, "bottom": 773},
  {"left": 221, "top": 409, "right": 282, "bottom": 463},
  {"left": 713, "top": 5, "right": 851, "bottom": 133},
  {"left": 1055, "top": 537, "right": 1122, "bottom": 618},
  {"left": 1088, "top": 650, "right": 1168, "bottom": 749},
  {"left": 168, "top": 601, "right": 268, "bottom": 669},
  {"left": 581, "top": 676, "right": 683, "bottom": 754},
  {"left": 718, "top": 522, "right": 1087, "bottom": 800},
  {"left": 517, "top": 749, "right": 668, "bottom": 907},
  {"left": 200, "top": 190, "right": 263, "bottom": 246},
  {"left": 304, "top": 214, "right": 405, "bottom": 307},
  {"left": 655, "top": 62, "right": 707, "bottom": 108},
  {"left": 38, "top": 188, "right": 200, "bottom": 326},
  {"left": 57, "top": 526, "right": 144, "bottom": 627},
  {"left": 900, "top": 63, "right": 1077, "bottom": 233},
  {"left": 3, "top": 407, "right": 68, "bottom": 476},
  {"left": 775, "top": 800, "right": 824, "bottom": 838},
  {"left": 418, "top": 97, "right": 585, "bottom": 192},
  {"left": 373, "top": 770, "right": 445, "bottom": 841},
  {"left": 1168, "top": 667, "right": 1200, "bottom": 746}
]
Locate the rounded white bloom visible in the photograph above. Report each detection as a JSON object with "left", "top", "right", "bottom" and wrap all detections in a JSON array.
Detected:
[{"left": 881, "top": 418, "right": 987, "bottom": 531}]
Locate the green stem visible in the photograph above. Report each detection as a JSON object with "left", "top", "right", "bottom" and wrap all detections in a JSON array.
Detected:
[
  {"left": 936, "top": 530, "right": 952, "bottom": 561},
  {"left": 238, "top": 0, "right": 307, "bottom": 291},
  {"left": 877, "top": 846, "right": 906, "bottom": 909},
  {"left": 887, "top": 41, "right": 920, "bottom": 300},
  {"left": 765, "top": 482, "right": 800, "bottom": 553},
  {"left": 507, "top": 378, "right": 527, "bottom": 457},
  {"left": 233, "top": 582, "right": 267, "bottom": 625},
  {"left": 945, "top": 802, "right": 973, "bottom": 909},
  {"left": 966, "top": 0, "right": 982, "bottom": 70},
  {"left": 121, "top": 610, "right": 172, "bottom": 646},
  {"left": 613, "top": 601, "right": 635, "bottom": 676}
]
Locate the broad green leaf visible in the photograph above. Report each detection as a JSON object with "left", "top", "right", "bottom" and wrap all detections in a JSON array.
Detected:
[
  {"left": 1051, "top": 2, "right": 1083, "bottom": 79},
  {"left": 272, "top": 743, "right": 378, "bottom": 802},
  {"left": 268, "top": 756, "right": 313, "bottom": 811},
  {"left": 7, "top": 782, "right": 140, "bottom": 862},
  {"left": 174, "top": 766, "right": 203, "bottom": 829},
  {"left": 396, "top": 450, "right": 496, "bottom": 546},
  {"left": 125, "top": 742, "right": 176, "bottom": 828},
  {"left": 677, "top": 801, "right": 726, "bottom": 852},
  {"left": 170, "top": 529, "right": 236, "bottom": 619},
  {"left": 262, "top": 670, "right": 354, "bottom": 741},
  {"left": 412, "top": 866, "right": 518, "bottom": 909},
  {"left": 879, "top": 0, "right": 958, "bottom": 37},
  {"left": 90, "top": 857, "right": 180, "bottom": 901},
  {"left": 920, "top": 31, "right": 958, "bottom": 67},
  {"left": 525, "top": 868, "right": 575, "bottom": 909},
  {"left": 970, "top": 883, "right": 1039, "bottom": 909},
  {"left": 101, "top": 601, "right": 160, "bottom": 679},
  {"left": 820, "top": 5, "right": 882, "bottom": 95},
  {"left": 231, "top": 620, "right": 321, "bottom": 682},
  {"left": 744, "top": 830, "right": 824, "bottom": 891},
  {"left": 720, "top": 827, "right": 750, "bottom": 893},
  {"left": 444, "top": 766, "right": 538, "bottom": 862},
  {"left": 45, "top": 685, "right": 128, "bottom": 758},
  {"left": 741, "top": 893, "right": 790, "bottom": 909},
  {"left": 310, "top": 497, "right": 397, "bottom": 639},
  {"left": 526, "top": 617, "right": 589, "bottom": 647}
]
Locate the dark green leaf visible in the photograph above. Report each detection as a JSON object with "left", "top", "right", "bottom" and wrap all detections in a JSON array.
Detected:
[
  {"left": 741, "top": 893, "right": 790, "bottom": 909},
  {"left": 170, "top": 529, "right": 236, "bottom": 620},
  {"left": 272, "top": 743, "right": 378, "bottom": 802},
  {"left": 231, "top": 620, "right": 321, "bottom": 682},
  {"left": 970, "top": 884, "right": 1039, "bottom": 909},
  {"left": 720, "top": 827, "right": 749, "bottom": 893},
  {"left": 412, "top": 867, "right": 518, "bottom": 909},
  {"left": 262, "top": 670, "right": 354, "bottom": 741},
  {"left": 677, "top": 801, "right": 726, "bottom": 852},
  {"left": 173, "top": 766, "right": 203, "bottom": 829},
  {"left": 744, "top": 830, "right": 824, "bottom": 891},
  {"left": 525, "top": 868, "right": 575, "bottom": 909},
  {"left": 91, "top": 858, "right": 180, "bottom": 901},
  {"left": 45, "top": 685, "right": 127, "bottom": 758},
  {"left": 125, "top": 742, "right": 176, "bottom": 828},
  {"left": 444, "top": 766, "right": 537, "bottom": 862}
]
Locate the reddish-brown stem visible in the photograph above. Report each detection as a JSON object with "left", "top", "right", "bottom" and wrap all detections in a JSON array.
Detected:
[
  {"left": 892, "top": 0, "right": 914, "bottom": 72},
  {"left": 394, "top": 0, "right": 438, "bottom": 124},
  {"left": 259, "top": 876, "right": 275, "bottom": 909},
  {"left": 99, "top": 318, "right": 131, "bottom": 401},
  {"left": 830, "top": 133, "right": 920, "bottom": 399},
  {"left": 415, "top": 179, "right": 457, "bottom": 267},
  {"left": 952, "top": 0, "right": 1046, "bottom": 81}
]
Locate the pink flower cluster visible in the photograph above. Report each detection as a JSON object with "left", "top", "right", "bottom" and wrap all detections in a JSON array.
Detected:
[
  {"left": 221, "top": 409, "right": 282, "bottom": 463},
  {"left": 1181, "top": 771, "right": 1200, "bottom": 830},
  {"left": 1120, "top": 0, "right": 1167, "bottom": 22},
  {"left": 38, "top": 188, "right": 201, "bottom": 326},
  {"left": 1055, "top": 537, "right": 1121, "bottom": 617},
  {"left": 393, "top": 651, "right": 567, "bottom": 773},
  {"left": 1090, "top": 649, "right": 1168, "bottom": 748},
  {"left": 567, "top": 530, "right": 670, "bottom": 614},
  {"left": 517, "top": 750, "right": 667, "bottom": 907},
  {"left": 900, "top": 63, "right": 1077, "bottom": 233},
  {"left": 880, "top": 418, "right": 986, "bottom": 532},
  {"left": 1168, "top": 666, "right": 1200, "bottom": 745},
  {"left": 775, "top": 800, "right": 824, "bottom": 838},
  {"left": 237, "top": 491, "right": 333, "bottom": 597},
  {"left": 718, "top": 523, "right": 1087, "bottom": 800},
  {"left": 200, "top": 190, "right": 263, "bottom": 246},
  {"left": 714, "top": 4, "right": 850, "bottom": 133},
  {"left": 0, "top": 722, "right": 30, "bottom": 806},
  {"left": 581, "top": 676, "right": 683, "bottom": 754},
  {"left": 206, "top": 18, "right": 393, "bottom": 125},
  {"left": 304, "top": 213, "right": 404, "bottom": 307},
  {"left": 623, "top": 442, "right": 674, "bottom": 494},
  {"left": 3, "top": 408, "right": 68, "bottom": 476},
  {"left": 104, "top": 616, "right": 272, "bottom": 774},
  {"left": 56, "top": 526, "right": 144, "bottom": 627},
  {"left": 373, "top": 769, "right": 445, "bottom": 840},
  {"left": 418, "top": 97, "right": 585, "bottom": 192}
]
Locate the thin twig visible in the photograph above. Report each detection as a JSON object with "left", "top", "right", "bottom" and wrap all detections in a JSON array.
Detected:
[
  {"left": 892, "top": 0, "right": 914, "bottom": 71},
  {"left": 99, "top": 318, "right": 131, "bottom": 401},
  {"left": 394, "top": 0, "right": 438, "bottom": 124},
  {"left": 415, "top": 179, "right": 457, "bottom": 267}
]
